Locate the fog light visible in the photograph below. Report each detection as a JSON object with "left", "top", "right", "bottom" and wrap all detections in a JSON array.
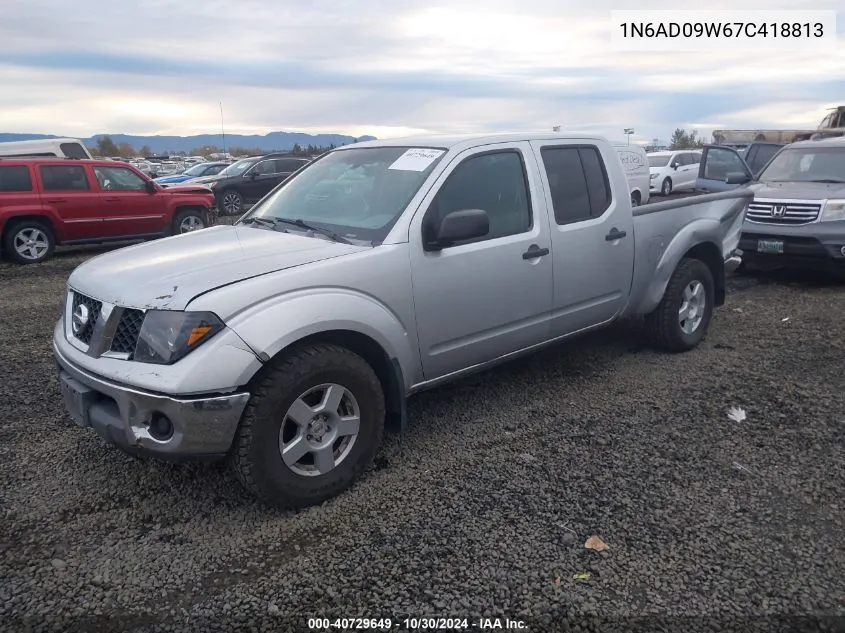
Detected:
[{"left": 148, "top": 413, "right": 174, "bottom": 441}]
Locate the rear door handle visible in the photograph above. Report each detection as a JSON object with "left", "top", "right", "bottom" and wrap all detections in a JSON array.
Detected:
[
  {"left": 605, "top": 228, "right": 627, "bottom": 241},
  {"left": 46, "top": 198, "right": 67, "bottom": 203},
  {"left": 522, "top": 244, "right": 550, "bottom": 260},
  {"left": 104, "top": 197, "right": 120, "bottom": 202}
]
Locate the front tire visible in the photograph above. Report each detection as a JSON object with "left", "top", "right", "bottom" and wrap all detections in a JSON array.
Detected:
[
  {"left": 230, "top": 343, "right": 385, "bottom": 509},
  {"left": 661, "top": 177, "right": 673, "bottom": 196},
  {"left": 3, "top": 220, "right": 55, "bottom": 264},
  {"left": 645, "top": 258, "right": 715, "bottom": 352},
  {"left": 172, "top": 208, "right": 207, "bottom": 235}
]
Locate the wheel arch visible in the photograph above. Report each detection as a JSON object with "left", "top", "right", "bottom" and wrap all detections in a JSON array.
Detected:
[
  {"left": 1, "top": 213, "right": 57, "bottom": 242},
  {"left": 249, "top": 329, "right": 408, "bottom": 434}
]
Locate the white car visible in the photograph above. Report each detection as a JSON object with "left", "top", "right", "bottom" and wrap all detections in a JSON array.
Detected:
[
  {"left": 613, "top": 143, "right": 651, "bottom": 207},
  {"left": 648, "top": 150, "right": 702, "bottom": 196}
]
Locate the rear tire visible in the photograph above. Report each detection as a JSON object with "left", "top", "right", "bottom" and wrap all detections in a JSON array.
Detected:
[
  {"left": 229, "top": 343, "right": 385, "bottom": 509},
  {"left": 219, "top": 189, "right": 243, "bottom": 215},
  {"left": 661, "top": 178, "right": 673, "bottom": 196},
  {"left": 2, "top": 219, "right": 55, "bottom": 264},
  {"left": 645, "top": 258, "right": 714, "bottom": 352},
  {"left": 631, "top": 191, "right": 641, "bottom": 207}
]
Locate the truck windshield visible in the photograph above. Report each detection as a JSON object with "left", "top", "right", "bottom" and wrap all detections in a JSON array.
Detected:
[
  {"left": 648, "top": 155, "right": 671, "bottom": 167},
  {"left": 758, "top": 146, "right": 845, "bottom": 183},
  {"left": 241, "top": 146, "right": 446, "bottom": 244}
]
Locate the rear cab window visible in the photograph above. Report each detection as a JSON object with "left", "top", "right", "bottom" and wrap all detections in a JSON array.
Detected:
[
  {"left": 540, "top": 146, "right": 612, "bottom": 225},
  {"left": 0, "top": 165, "right": 34, "bottom": 192}
]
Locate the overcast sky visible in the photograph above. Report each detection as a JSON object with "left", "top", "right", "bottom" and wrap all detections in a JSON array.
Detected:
[{"left": 1, "top": 0, "right": 843, "bottom": 145}]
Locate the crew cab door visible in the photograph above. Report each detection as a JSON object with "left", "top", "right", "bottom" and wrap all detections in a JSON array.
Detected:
[
  {"left": 695, "top": 145, "right": 755, "bottom": 192},
  {"left": 91, "top": 164, "right": 166, "bottom": 236},
  {"left": 36, "top": 164, "right": 105, "bottom": 241},
  {"left": 529, "top": 141, "right": 635, "bottom": 335},
  {"left": 409, "top": 143, "right": 554, "bottom": 380}
]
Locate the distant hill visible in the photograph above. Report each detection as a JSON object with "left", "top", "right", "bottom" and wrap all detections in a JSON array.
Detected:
[{"left": 0, "top": 131, "right": 378, "bottom": 154}]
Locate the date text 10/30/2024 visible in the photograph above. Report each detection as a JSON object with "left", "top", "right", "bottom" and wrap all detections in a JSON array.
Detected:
[{"left": 308, "top": 617, "right": 528, "bottom": 630}]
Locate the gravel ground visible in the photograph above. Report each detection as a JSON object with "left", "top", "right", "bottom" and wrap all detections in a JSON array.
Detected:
[{"left": 1, "top": 233, "right": 844, "bottom": 632}]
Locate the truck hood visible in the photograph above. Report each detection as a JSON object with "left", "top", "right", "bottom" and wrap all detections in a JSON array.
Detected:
[
  {"left": 750, "top": 180, "right": 845, "bottom": 200},
  {"left": 67, "top": 225, "right": 369, "bottom": 311}
]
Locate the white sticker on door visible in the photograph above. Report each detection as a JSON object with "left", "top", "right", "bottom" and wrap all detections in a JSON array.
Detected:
[{"left": 387, "top": 148, "right": 445, "bottom": 172}]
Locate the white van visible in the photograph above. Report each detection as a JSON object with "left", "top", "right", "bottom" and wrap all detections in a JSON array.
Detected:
[
  {"left": 0, "top": 138, "right": 93, "bottom": 159},
  {"left": 612, "top": 143, "right": 650, "bottom": 207}
]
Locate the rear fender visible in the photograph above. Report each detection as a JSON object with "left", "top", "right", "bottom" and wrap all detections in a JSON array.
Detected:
[{"left": 633, "top": 195, "right": 748, "bottom": 315}]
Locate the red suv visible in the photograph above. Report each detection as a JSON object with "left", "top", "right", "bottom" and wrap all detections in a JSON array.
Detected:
[{"left": 0, "top": 158, "right": 217, "bottom": 264}]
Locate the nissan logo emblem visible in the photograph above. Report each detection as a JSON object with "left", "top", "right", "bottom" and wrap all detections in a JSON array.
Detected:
[{"left": 71, "top": 303, "right": 90, "bottom": 335}]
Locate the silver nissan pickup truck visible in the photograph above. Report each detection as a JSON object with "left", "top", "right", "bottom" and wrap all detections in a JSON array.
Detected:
[{"left": 53, "top": 133, "right": 752, "bottom": 508}]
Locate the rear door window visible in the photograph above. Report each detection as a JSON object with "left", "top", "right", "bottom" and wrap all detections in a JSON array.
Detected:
[
  {"left": 0, "top": 166, "right": 33, "bottom": 192},
  {"left": 540, "top": 146, "right": 612, "bottom": 225},
  {"left": 39, "top": 165, "right": 91, "bottom": 191}
]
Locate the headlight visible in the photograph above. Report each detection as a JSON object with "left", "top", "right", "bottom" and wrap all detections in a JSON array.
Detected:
[
  {"left": 649, "top": 173, "right": 657, "bottom": 179},
  {"left": 820, "top": 199, "right": 845, "bottom": 222},
  {"left": 134, "top": 310, "right": 225, "bottom": 365},
  {"left": 208, "top": 181, "right": 219, "bottom": 188}
]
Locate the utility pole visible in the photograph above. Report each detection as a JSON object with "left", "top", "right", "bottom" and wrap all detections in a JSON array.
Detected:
[{"left": 220, "top": 102, "right": 227, "bottom": 158}]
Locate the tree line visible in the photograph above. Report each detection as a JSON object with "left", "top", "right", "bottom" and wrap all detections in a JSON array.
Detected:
[
  {"left": 88, "top": 135, "right": 353, "bottom": 158},
  {"left": 669, "top": 128, "right": 705, "bottom": 150}
]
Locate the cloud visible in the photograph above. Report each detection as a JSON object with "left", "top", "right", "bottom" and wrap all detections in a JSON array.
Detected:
[{"left": 0, "top": 0, "right": 843, "bottom": 145}]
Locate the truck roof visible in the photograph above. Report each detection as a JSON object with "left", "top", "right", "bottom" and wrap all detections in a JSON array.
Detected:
[{"left": 347, "top": 132, "right": 607, "bottom": 151}]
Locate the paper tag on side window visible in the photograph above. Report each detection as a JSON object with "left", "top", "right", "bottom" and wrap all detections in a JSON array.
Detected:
[{"left": 388, "top": 148, "right": 445, "bottom": 172}]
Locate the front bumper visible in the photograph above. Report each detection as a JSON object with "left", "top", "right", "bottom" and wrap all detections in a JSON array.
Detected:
[
  {"left": 739, "top": 219, "right": 845, "bottom": 271},
  {"left": 54, "top": 342, "right": 250, "bottom": 459}
]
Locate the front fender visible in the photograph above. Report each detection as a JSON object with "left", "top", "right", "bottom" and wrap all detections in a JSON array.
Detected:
[{"left": 222, "top": 288, "right": 420, "bottom": 390}]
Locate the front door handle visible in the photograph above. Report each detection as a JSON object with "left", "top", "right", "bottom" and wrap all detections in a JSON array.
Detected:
[
  {"left": 104, "top": 197, "right": 120, "bottom": 202},
  {"left": 522, "top": 244, "right": 550, "bottom": 260},
  {"left": 605, "top": 228, "right": 627, "bottom": 241},
  {"left": 46, "top": 198, "right": 67, "bottom": 203}
]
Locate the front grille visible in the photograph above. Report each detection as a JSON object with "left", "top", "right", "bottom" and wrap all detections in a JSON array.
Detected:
[
  {"left": 746, "top": 200, "right": 821, "bottom": 225},
  {"left": 70, "top": 292, "right": 102, "bottom": 345},
  {"left": 111, "top": 309, "right": 145, "bottom": 357}
]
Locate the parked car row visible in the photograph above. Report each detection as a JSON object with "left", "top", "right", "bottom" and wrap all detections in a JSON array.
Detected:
[{"left": 0, "top": 158, "right": 216, "bottom": 264}]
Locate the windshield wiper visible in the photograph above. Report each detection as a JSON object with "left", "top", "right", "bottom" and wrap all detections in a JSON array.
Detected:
[
  {"left": 240, "top": 216, "right": 277, "bottom": 228},
  {"left": 804, "top": 178, "right": 845, "bottom": 184},
  {"left": 272, "top": 218, "right": 353, "bottom": 244}
]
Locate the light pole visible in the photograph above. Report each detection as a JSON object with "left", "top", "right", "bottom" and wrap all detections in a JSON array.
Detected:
[{"left": 623, "top": 128, "right": 634, "bottom": 145}]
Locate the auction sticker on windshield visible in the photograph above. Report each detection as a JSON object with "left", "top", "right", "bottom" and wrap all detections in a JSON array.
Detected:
[{"left": 388, "top": 148, "right": 445, "bottom": 172}]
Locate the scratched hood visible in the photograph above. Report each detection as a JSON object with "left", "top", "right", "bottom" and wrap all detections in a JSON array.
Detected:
[
  {"left": 750, "top": 180, "right": 845, "bottom": 200},
  {"left": 67, "top": 225, "right": 368, "bottom": 311}
]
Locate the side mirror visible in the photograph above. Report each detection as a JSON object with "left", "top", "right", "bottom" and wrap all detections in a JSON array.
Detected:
[
  {"left": 725, "top": 171, "right": 751, "bottom": 185},
  {"left": 145, "top": 180, "right": 157, "bottom": 193},
  {"left": 671, "top": 163, "right": 680, "bottom": 170},
  {"left": 426, "top": 209, "right": 489, "bottom": 250},
  {"left": 248, "top": 171, "right": 259, "bottom": 179}
]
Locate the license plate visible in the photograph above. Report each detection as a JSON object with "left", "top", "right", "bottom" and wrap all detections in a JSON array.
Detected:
[
  {"left": 757, "top": 239, "right": 784, "bottom": 255},
  {"left": 59, "top": 373, "right": 93, "bottom": 428}
]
